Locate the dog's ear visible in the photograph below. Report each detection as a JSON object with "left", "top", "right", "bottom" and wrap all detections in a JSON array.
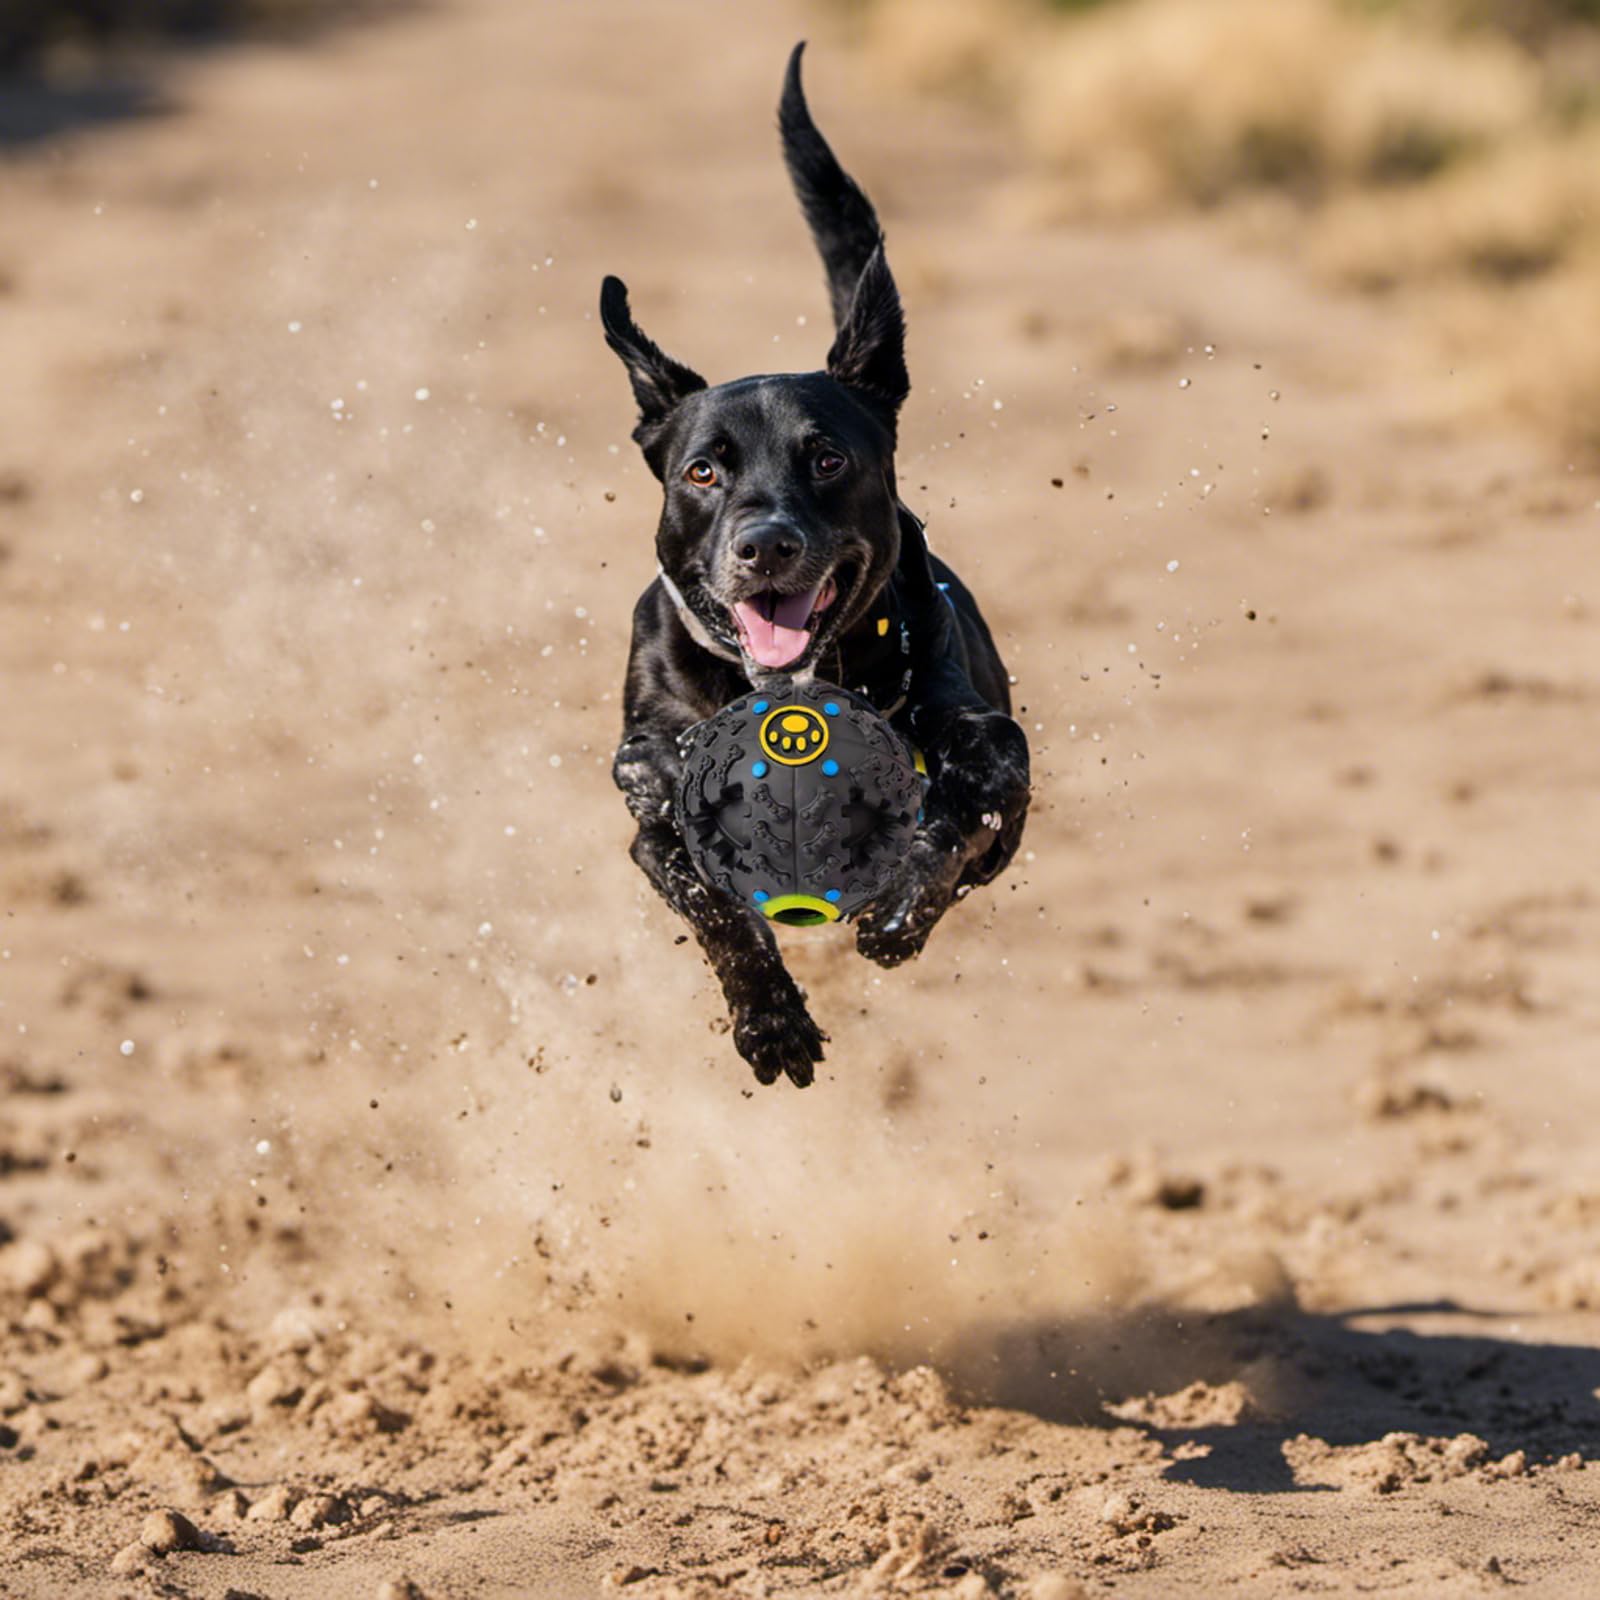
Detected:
[
  {"left": 826, "top": 244, "right": 908, "bottom": 436},
  {"left": 780, "top": 41, "right": 883, "bottom": 333},
  {"left": 599, "top": 276, "right": 706, "bottom": 452}
]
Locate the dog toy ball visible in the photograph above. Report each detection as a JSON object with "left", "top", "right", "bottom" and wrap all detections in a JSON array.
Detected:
[{"left": 676, "top": 680, "right": 923, "bottom": 927}]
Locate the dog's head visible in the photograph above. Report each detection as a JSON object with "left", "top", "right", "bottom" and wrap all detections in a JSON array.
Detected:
[{"left": 599, "top": 254, "right": 907, "bottom": 676}]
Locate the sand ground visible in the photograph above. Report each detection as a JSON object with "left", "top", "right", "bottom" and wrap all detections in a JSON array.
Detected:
[{"left": 2, "top": 0, "right": 1600, "bottom": 1594}]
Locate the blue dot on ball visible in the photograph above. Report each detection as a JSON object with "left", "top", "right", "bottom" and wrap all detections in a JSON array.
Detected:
[
  {"left": 752, "top": 699, "right": 769, "bottom": 714},
  {"left": 823, "top": 701, "right": 840, "bottom": 717},
  {"left": 821, "top": 758, "right": 839, "bottom": 776},
  {"left": 753, "top": 889, "right": 770, "bottom": 904},
  {"left": 825, "top": 888, "right": 842, "bottom": 903},
  {"left": 751, "top": 760, "right": 768, "bottom": 778}
]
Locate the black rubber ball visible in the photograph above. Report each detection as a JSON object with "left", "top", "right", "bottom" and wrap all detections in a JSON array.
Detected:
[{"left": 675, "top": 680, "right": 922, "bottom": 926}]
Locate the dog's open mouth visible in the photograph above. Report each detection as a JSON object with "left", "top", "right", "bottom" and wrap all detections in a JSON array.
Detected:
[{"left": 730, "top": 573, "right": 839, "bottom": 670}]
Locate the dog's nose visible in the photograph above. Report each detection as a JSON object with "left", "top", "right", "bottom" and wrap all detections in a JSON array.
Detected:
[{"left": 734, "top": 522, "right": 803, "bottom": 578}]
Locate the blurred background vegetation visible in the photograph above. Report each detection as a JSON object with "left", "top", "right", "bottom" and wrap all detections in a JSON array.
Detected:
[
  {"left": 0, "top": 0, "right": 394, "bottom": 71},
  {"left": 6, "top": 0, "right": 1599, "bottom": 454},
  {"left": 844, "top": 0, "right": 1600, "bottom": 455},
  {"left": 0, "top": 0, "right": 402, "bottom": 144}
]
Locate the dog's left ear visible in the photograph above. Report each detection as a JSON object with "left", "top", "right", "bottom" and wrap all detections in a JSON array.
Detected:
[
  {"left": 826, "top": 243, "right": 909, "bottom": 437},
  {"left": 599, "top": 276, "right": 706, "bottom": 460}
]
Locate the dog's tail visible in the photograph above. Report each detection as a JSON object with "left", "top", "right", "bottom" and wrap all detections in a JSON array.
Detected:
[{"left": 779, "top": 42, "right": 885, "bottom": 333}]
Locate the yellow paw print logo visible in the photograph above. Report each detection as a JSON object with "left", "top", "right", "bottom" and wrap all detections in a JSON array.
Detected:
[{"left": 759, "top": 705, "right": 830, "bottom": 766}]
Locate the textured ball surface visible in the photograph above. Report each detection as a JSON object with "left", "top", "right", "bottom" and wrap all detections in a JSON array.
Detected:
[{"left": 676, "top": 680, "right": 922, "bottom": 926}]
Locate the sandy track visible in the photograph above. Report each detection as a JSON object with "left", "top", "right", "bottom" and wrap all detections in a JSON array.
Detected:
[{"left": 2, "top": 0, "right": 1599, "bottom": 1594}]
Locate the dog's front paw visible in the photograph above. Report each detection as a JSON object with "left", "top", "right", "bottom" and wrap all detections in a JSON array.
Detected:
[
  {"left": 733, "top": 993, "right": 827, "bottom": 1088},
  {"left": 931, "top": 710, "right": 1031, "bottom": 837},
  {"left": 854, "top": 829, "right": 966, "bottom": 969},
  {"left": 854, "top": 905, "right": 929, "bottom": 969}
]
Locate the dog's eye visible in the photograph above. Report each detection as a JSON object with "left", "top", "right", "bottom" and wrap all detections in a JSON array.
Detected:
[
  {"left": 815, "top": 450, "right": 847, "bottom": 478},
  {"left": 684, "top": 460, "right": 718, "bottom": 488}
]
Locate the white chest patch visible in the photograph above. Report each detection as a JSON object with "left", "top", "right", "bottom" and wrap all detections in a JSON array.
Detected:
[{"left": 657, "top": 567, "right": 743, "bottom": 664}]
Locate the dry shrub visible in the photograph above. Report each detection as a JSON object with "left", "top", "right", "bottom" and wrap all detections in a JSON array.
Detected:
[
  {"left": 860, "top": 0, "right": 1600, "bottom": 455},
  {"left": 1470, "top": 259, "right": 1600, "bottom": 455},
  {"left": 1310, "top": 132, "right": 1600, "bottom": 290},
  {"left": 1013, "top": 0, "right": 1539, "bottom": 213},
  {"left": 1017, "top": 0, "right": 1353, "bottom": 214},
  {"left": 1322, "top": 25, "right": 1540, "bottom": 180},
  {"left": 1440, "top": 0, "right": 1600, "bottom": 43},
  {"left": 860, "top": 0, "right": 1040, "bottom": 99}
]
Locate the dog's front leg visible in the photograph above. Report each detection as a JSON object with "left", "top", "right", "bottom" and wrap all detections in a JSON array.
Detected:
[
  {"left": 855, "top": 676, "right": 1031, "bottom": 969},
  {"left": 617, "top": 737, "right": 827, "bottom": 1087}
]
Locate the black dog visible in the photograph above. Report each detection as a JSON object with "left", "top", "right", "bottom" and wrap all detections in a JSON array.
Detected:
[{"left": 602, "top": 44, "right": 1030, "bottom": 1088}]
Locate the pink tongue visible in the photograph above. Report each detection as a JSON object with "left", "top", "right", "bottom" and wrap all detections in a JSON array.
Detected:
[{"left": 734, "top": 584, "right": 822, "bottom": 670}]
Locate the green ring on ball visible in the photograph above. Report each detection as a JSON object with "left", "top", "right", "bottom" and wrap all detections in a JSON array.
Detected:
[{"left": 759, "top": 892, "right": 841, "bottom": 927}]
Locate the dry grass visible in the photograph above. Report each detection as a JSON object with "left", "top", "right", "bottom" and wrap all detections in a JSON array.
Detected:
[
  {"left": 1015, "top": 0, "right": 1539, "bottom": 212},
  {"left": 859, "top": 0, "right": 1043, "bottom": 97},
  {"left": 865, "top": 0, "right": 1546, "bottom": 211},
  {"left": 1455, "top": 258, "right": 1600, "bottom": 455},
  {"left": 858, "top": 0, "right": 1600, "bottom": 457},
  {"left": 1309, "top": 132, "right": 1600, "bottom": 290}
]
